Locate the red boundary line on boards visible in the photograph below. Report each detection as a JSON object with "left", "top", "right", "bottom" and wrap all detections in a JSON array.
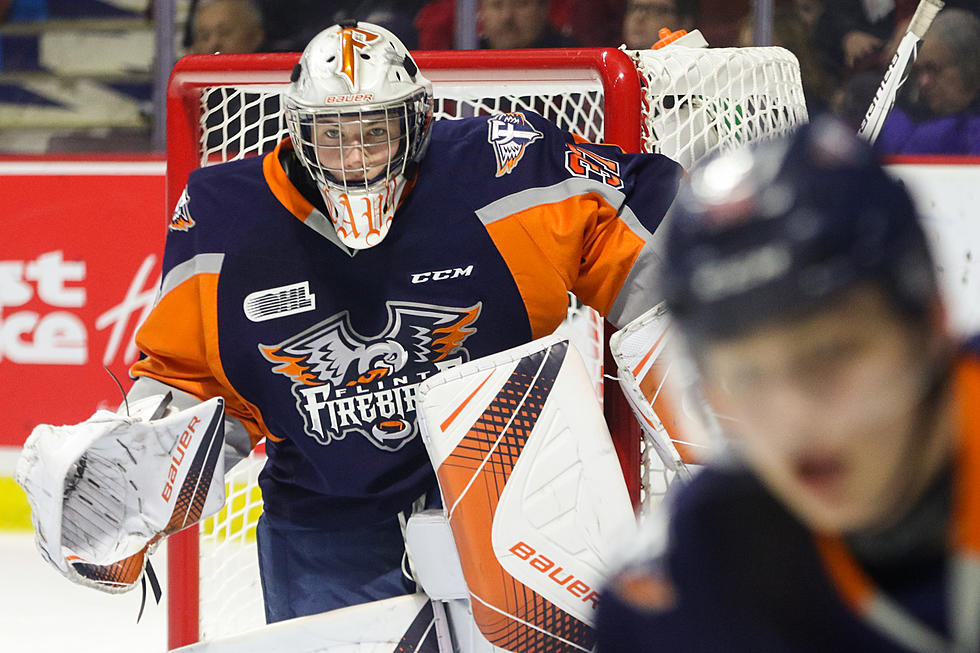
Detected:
[
  {"left": 0, "top": 154, "right": 166, "bottom": 162},
  {"left": 883, "top": 154, "right": 980, "bottom": 165}
]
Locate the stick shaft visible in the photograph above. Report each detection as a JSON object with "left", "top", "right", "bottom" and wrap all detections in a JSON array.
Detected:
[{"left": 857, "top": 0, "right": 945, "bottom": 144}]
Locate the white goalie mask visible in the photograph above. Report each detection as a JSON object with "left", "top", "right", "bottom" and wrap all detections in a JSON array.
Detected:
[{"left": 284, "top": 22, "right": 433, "bottom": 250}]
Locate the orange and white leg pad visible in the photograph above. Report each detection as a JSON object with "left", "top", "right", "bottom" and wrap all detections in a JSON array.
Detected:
[
  {"left": 15, "top": 394, "right": 226, "bottom": 593},
  {"left": 610, "top": 302, "right": 721, "bottom": 479},
  {"left": 415, "top": 334, "right": 637, "bottom": 652}
]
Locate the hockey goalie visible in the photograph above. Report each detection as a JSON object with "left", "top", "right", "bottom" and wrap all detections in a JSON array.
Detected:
[
  {"left": 13, "top": 16, "right": 686, "bottom": 650},
  {"left": 147, "top": 334, "right": 640, "bottom": 652}
]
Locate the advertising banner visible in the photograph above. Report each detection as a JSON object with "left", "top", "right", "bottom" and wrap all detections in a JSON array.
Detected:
[
  {"left": 0, "top": 160, "right": 165, "bottom": 447},
  {"left": 1, "top": 157, "right": 978, "bottom": 450}
]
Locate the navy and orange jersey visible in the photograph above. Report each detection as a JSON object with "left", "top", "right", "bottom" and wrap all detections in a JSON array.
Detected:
[
  {"left": 597, "top": 342, "right": 980, "bottom": 653},
  {"left": 131, "top": 111, "right": 681, "bottom": 529}
]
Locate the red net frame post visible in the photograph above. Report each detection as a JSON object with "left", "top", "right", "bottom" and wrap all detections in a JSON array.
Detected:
[{"left": 164, "top": 48, "right": 644, "bottom": 650}]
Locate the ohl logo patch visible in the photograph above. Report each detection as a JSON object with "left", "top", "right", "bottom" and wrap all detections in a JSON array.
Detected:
[
  {"left": 260, "top": 301, "right": 482, "bottom": 451},
  {"left": 169, "top": 187, "right": 195, "bottom": 232},
  {"left": 488, "top": 112, "right": 543, "bottom": 177}
]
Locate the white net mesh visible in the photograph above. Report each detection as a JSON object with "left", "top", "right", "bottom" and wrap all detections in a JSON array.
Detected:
[
  {"left": 609, "top": 309, "right": 679, "bottom": 510},
  {"left": 633, "top": 46, "right": 808, "bottom": 169},
  {"left": 198, "top": 451, "right": 266, "bottom": 640},
  {"left": 177, "top": 46, "right": 808, "bottom": 643},
  {"left": 198, "top": 82, "right": 605, "bottom": 167}
]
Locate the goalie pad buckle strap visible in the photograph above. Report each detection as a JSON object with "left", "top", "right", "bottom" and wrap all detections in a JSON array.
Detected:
[{"left": 137, "top": 560, "right": 163, "bottom": 623}]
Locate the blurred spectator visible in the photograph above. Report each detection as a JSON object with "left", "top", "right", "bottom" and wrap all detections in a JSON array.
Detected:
[
  {"left": 417, "top": 0, "right": 591, "bottom": 50},
  {"left": 876, "top": 7, "right": 980, "bottom": 154},
  {"left": 479, "top": 0, "right": 579, "bottom": 48},
  {"left": 692, "top": 0, "right": 748, "bottom": 46},
  {"left": 621, "top": 0, "right": 696, "bottom": 49},
  {"left": 830, "top": 68, "right": 883, "bottom": 130},
  {"left": 415, "top": 0, "right": 454, "bottom": 49},
  {"left": 736, "top": 5, "right": 836, "bottom": 113},
  {"left": 791, "top": 0, "right": 822, "bottom": 31},
  {"left": 225, "top": 0, "right": 333, "bottom": 51},
  {"left": 188, "top": 0, "right": 266, "bottom": 54},
  {"left": 814, "top": 0, "right": 896, "bottom": 75},
  {"left": 809, "top": 0, "right": 954, "bottom": 78},
  {"left": 185, "top": 0, "right": 423, "bottom": 53},
  {"left": 560, "top": 0, "right": 630, "bottom": 47}
]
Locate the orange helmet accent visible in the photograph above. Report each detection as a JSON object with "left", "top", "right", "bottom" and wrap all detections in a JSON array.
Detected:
[
  {"left": 652, "top": 28, "right": 688, "bottom": 49},
  {"left": 339, "top": 27, "right": 381, "bottom": 92}
]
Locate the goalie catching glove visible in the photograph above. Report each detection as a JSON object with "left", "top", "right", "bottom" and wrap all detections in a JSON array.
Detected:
[{"left": 15, "top": 393, "right": 226, "bottom": 593}]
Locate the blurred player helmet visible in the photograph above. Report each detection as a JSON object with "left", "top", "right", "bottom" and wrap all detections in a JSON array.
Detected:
[
  {"left": 661, "top": 116, "right": 938, "bottom": 342},
  {"left": 284, "top": 21, "right": 433, "bottom": 249}
]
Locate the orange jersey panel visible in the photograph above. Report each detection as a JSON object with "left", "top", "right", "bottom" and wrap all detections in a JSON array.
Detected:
[
  {"left": 954, "top": 357, "right": 980, "bottom": 554},
  {"left": 484, "top": 193, "right": 644, "bottom": 339},
  {"left": 130, "top": 271, "right": 276, "bottom": 448}
]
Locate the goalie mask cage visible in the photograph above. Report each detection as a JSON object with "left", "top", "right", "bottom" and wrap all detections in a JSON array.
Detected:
[{"left": 165, "top": 46, "right": 807, "bottom": 649}]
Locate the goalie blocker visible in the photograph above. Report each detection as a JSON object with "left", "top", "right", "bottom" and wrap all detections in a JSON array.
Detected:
[{"left": 15, "top": 394, "right": 227, "bottom": 594}]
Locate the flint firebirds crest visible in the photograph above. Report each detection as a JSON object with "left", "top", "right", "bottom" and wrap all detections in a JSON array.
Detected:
[
  {"left": 260, "top": 301, "right": 481, "bottom": 451},
  {"left": 488, "top": 112, "right": 543, "bottom": 177}
]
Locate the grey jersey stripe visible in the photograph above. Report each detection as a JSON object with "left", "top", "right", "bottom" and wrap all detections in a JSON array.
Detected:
[
  {"left": 608, "top": 203, "right": 671, "bottom": 328},
  {"left": 607, "top": 243, "right": 663, "bottom": 329},
  {"left": 475, "top": 178, "right": 663, "bottom": 328},
  {"left": 951, "top": 556, "right": 980, "bottom": 651},
  {"left": 476, "top": 178, "right": 655, "bottom": 241},
  {"left": 865, "top": 595, "right": 948, "bottom": 653},
  {"left": 304, "top": 209, "right": 356, "bottom": 257},
  {"left": 160, "top": 253, "right": 225, "bottom": 299}
]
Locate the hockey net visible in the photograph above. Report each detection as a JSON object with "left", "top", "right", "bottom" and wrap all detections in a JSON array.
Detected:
[{"left": 165, "top": 46, "right": 807, "bottom": 649}]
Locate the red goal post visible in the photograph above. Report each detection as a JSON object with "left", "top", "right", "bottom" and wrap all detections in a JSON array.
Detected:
[{"left": 164, "top": 46, "right": 807, "bottom": 649}]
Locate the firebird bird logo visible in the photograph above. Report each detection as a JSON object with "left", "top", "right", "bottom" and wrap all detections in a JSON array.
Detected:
[
  {"left": 260, "top": 301, "right": 481, "bottom": 451},
  {"left": 488, "top": 112, "right": 543, "bottom": 177},
  {"left": 168, "top": 187, "right": 195, "bottom": 232}
]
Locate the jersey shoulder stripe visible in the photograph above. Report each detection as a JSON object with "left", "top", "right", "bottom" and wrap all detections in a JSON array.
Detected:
[{"left": 160, "top": 253, "right": 225, "bottom": 298}]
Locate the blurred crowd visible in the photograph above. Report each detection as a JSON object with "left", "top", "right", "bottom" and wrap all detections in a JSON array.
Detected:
[
  {"left": 2, "top": 0, "right": 978, "bottom": 155},
  {"left": 177, "top": 0, "right": 980, "bottom": 156}
]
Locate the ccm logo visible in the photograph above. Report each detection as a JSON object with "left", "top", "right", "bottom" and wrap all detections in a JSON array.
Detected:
[
  {"left": 509, "top": 541, "right": 600, "bottom": 609},
  {"left": 161, "top": 415, "right": 201, "bottom": 502},
  {"left": 411, "top": 265, "right": 473, "bottom": 284}
]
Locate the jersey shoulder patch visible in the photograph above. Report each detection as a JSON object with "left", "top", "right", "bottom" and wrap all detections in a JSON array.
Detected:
[
  {"left": 169, "top": 186, "right": 195, "bottom": 232},
  {"left": 486, "top": 112, "right": 544, "bottom": 177},
  {"left": 563, "top": 141, "right": 625, "bottom": 189}
]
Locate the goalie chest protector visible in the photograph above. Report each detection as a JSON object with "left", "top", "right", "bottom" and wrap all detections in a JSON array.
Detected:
[{"left": 133, "top": 111, "right": 681, "bottom": 529}]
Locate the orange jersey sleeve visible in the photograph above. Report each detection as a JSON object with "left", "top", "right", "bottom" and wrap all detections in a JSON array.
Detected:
[
  {"left": 478, "top": 172, "right": 674, "bottom": 337},
  {"left": 130, "top": 253, "right": 277, "bottom": 448}
]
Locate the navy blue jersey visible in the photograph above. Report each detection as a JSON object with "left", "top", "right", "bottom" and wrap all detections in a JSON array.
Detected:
[
  {"left": 132, "top": 112, "right": 681, "bottom": 528},
  {"left": 597, "top": 467, "right": 933, "bottom": 652},
  {"left": 597, "top": 346, "right": 980, "bottom": 653}
]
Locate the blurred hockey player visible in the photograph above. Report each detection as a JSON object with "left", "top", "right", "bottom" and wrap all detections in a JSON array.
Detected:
[
  {"left": 17, "top": 21, "right": 681, "bottom": 623},
  {"left": 596, "top": 116, "right": 978, "bottom": 652}
]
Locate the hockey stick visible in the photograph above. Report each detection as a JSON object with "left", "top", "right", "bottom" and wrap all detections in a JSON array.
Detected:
[{"left": 858, "top": 0, "right": 945, "bottom": 145}]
